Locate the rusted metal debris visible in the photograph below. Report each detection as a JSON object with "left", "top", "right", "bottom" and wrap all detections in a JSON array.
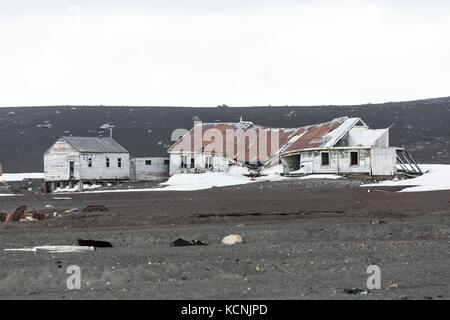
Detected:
[
  {"left": 0, "top": 206, "right": 50, "bottom": 223},
  {"left": 191, "top": 240, "right": 208, "bottom": 246},
  {"left": 0, "top": 213, "right": 13, "bottom": 222},
  {"left": 82, "top": 205, "right": 109, "bottom": 213},
  {"left": 12, "top": 205, "right": 27, "bottom": 221}
]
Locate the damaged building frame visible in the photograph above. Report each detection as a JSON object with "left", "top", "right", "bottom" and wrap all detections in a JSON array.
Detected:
[
  {"left": 279, "top": 117, "right": 398, "bottom": 177},
  {"left": 168, "top": 117, "right": 420, "bottom": 178}
]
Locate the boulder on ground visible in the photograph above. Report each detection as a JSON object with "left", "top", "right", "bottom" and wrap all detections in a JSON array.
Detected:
[{"left": 222, "top": 234, "right": 243, "bottom": 245}]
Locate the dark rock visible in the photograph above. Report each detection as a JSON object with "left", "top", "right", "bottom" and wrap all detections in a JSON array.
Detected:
[{"left": 77, "top": 239, "right": 113, "bottom": 248}]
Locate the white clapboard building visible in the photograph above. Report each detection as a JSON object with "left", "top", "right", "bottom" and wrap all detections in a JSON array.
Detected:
[{"left": 44, "top": 137, "right": 130, "bottom": 190}]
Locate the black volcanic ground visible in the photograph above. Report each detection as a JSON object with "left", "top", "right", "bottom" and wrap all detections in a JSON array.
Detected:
[{"left": 1, "top": 97, "right": 450, "bottom": 172}]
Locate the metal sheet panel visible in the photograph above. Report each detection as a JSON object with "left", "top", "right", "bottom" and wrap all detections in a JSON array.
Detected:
[
  {"left": 370, "top": 147, "right": 397, "bottom": 176},
  {"left": 61, "top": 137, "right": 129, "bottom": 153}
]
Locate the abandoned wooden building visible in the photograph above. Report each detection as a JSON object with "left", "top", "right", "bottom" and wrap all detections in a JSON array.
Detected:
[
  {"left": 168, "top": 116, "right": 415, "bottom": 178},
  {"left": 44, "top": 136, "right": 130, "bottom": 191},
  {"left": 278, "top": 117, "right": 398, "bottom": 177},
  {"left": 167, "top": 119, "right": 269, "bottom": 175},
  {"left": 130, "top": 156, "right": 170, "bottom": 181}
]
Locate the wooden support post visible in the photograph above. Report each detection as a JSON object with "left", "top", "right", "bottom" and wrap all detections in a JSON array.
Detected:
[
  {"left": 404, "top": 150, "right": 423, "bottom": 174},
  {"left": 400, "top": 150, "right": 416, "bottom": 173},
  {"left": 396, "top": 154, "right": 409, "bottom": 172}
]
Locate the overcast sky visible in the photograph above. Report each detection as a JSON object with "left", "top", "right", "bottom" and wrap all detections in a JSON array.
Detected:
[{"left": 0, "top": 0, "right": 449, "bottom": 107}]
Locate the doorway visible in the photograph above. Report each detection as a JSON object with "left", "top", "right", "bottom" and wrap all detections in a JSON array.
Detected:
[{"left": 69, "top": 161, "right": 74, "bottom": 179}]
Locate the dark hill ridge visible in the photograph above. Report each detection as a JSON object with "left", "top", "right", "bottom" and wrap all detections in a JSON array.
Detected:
[{"left": 1, "top": 97, "right": 450, "bottom": 172}]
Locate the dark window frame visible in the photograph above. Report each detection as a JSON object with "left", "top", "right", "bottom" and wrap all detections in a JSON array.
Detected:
[
  {"left": 205, "top": 156, "right": 213, "bottom": 169},
  {"left": 350, "top": 151, "right": 359, "bottom": 166},
  {"left": 321, "top": 152, "right": 330, "bottom": 166},
  {"left": 181, "top": 155, "right": 187, "bottom": 168}
]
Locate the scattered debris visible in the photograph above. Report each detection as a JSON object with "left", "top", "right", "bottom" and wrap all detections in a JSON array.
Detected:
[
  {"left": 31, "top": 213, "right": 49, "bottom": 220},
  {"left": 20, "top": 216, "right": 38, "bottom": 222},
  {"left": 0, "top": 206, "right": 49, "bottom": 223},
  {"left": 4, "top": 246, "right": 94, "bottom": 253},
  {"left": 343, "top": 288, "right": 368, "bottom": 295},
  {"left": 53, "top": 212, "right": 62, "bottom": 218},
  {"left": 192, "top": 210, "right": 343, "bottom": 219},
  {"left": 386, "top": 283, "right": 399, "bottom": 290},
  {"left": 170, "top": 239, "right": 208, "bottom": 247},
  {"left": 82, "top": 205, "right": 109, "bottom": 213},
  {"left": 359, "top": 290, "right": 369, "bottom": 295},
  {"left": 222, "top": 234, "right": 243, "bottom": 245},
  {"left": 192, "top": 240, "right": 208, "bottom": 246},
  {"left": 0, "top": 213, "right": 13, "bottom": 222},
  {"left": 171, "top": 239, "right": 194, "bottom": 247},
  {"left": 12, "top": 205, "right": 27, "bottom": 221},
  {"left": 77, "top": 239, "right": 113, "bottom": 248}
]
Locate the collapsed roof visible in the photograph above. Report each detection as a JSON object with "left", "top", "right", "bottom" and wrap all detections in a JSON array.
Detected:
[{"left": 168, "top": 117, "right": 390, "bottom": 164}]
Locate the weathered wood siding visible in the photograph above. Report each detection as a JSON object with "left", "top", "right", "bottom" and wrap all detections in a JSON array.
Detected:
[
  {"left": 130, "top": 157, "right": 169, "bottom": 181},
  {"left": 169, "top": 152, "right": 229, "bottom": 176},
  {"left": 44, "top": 140, "right": 80, "bottom": 181},
  {"left": 370, "top": 147, "right": 397, "bottom": 176},
  {"left": 299, "top": 149, "right": 372, "bottom": 174},
  {"left": 78, "top": 153, "right": 130, "bottom": 180},
  {"left": 44, "top": 139, "right": 130, "bottom": 181}
]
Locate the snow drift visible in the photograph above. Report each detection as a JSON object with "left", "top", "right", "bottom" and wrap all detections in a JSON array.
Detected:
[{"left": 363, "top": 164, "right": 450, "bottom": 192}]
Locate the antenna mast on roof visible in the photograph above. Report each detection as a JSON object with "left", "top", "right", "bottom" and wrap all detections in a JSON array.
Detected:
[
  {"left": 108, "top": 125, "right": 115, "bottom": 138},
  {"left": 99, "top": 123, "right": 115, "bottom": 138}
]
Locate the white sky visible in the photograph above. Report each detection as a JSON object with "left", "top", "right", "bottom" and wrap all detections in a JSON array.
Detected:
[{"left": 0, "top": 0, "right": 449, "bottom": 107}]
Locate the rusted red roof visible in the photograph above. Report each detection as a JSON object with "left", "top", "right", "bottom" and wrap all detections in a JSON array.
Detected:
[{"left": 168, "top": 117, "right": 355, "bottom": 163}]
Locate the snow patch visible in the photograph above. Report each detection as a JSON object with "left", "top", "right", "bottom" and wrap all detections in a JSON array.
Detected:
[
  {"left": 53, "top": 185, "right": 79, "bottom": 193},
  {"left": 362, "top": 164, "right": 450, "bottom": 192},
  {"left": 298, "top": 174, "right": 342, "bottom": 180},
  {"left": 0, "top": 173, "right": 44, "bottom": 182},
  {"left": 259, "top": 164, "right": 285, "bottom": 181},
  {"left": 158, "top": 165, "right": 253, "bottom": 191}
]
